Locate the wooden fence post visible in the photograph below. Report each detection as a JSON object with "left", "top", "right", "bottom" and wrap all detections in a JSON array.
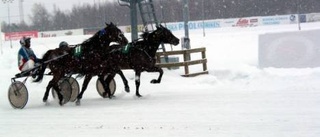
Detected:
[
  {"left": 202, "top": 49, "right": 207, "bottom": 71},
  {"left": 183, "top": 50, "right": 189, "bottom": 75}
]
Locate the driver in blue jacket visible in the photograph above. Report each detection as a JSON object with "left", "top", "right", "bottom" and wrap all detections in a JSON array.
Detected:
[{"left": 18, "top": 36, "right": 41, "bottom": 72}]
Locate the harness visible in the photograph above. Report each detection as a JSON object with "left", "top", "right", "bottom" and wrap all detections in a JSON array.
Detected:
[
  {"left": 133, "top": 45, "right": 153, "bottom": 62},
  {"left": 121, "top": 43, "right": 132, "bottom": 54}
]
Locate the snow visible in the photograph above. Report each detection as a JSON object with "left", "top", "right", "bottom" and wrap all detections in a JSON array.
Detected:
[{"left": 1, "top": 23, "right": 320, "bottom": 137}]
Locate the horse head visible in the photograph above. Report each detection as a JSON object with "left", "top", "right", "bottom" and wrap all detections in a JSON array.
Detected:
[
  {"left": 99, "top": 22, "right": 128, "bottom": 46},
  {"left": 81, "top": 22, "right": 128, "bottom": 52},
  {"left": 152, "top": 24, "right": 180, "bottom": 46}
]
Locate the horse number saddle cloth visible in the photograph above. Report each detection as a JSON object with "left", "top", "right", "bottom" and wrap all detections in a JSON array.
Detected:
[
  {"left": 121, "top": 43, "right": 132, "bottom": 54},
  {"left": 74, "top": 46, "right": 82, "bottom": 57}
]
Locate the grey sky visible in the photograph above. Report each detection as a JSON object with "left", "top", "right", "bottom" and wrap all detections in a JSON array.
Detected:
[{"left": 0, "top": 0, "right": 115, "bottom": 24}]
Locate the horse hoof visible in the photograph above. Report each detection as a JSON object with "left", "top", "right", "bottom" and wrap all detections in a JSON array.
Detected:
[
  {"left": 44, "top": 102, "right": 50, "bottom": 106},
  {"left": 150, "top": 79, "right": 160, "bottom": 84},
  {"left": 75, "top": 100, "right": 81, "bottom": 106},
  {"left": 108, "top": 95, "right": 115, "bottom": 99},
  {"left": 43, "top": 100, "right": 50, "bottom": 106},
  {"left": 102, "top": 93, "right": 108, "bottom": 98},
  {"left": 136, "top": 94, "right": 142, "bottom": 98},
  {"left": 125, "top": 87, "right": 130, "bottom": 93},
  {"left": 43, "top": 97, "right": 48, "bottom": 102},
  {"left": 59, "top": 99, "right": 65, "bottom": 106}
]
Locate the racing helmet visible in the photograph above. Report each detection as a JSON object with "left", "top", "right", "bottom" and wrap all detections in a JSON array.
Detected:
[
  {"left": 59, "top": 41, "right": 69, "bottom": 49},
  {"left": 20, "top": 36, "right": 31, "bottom": 47}
]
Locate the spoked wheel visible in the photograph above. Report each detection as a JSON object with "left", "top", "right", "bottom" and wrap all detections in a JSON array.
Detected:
[
  {"left": 8, "top": 81, "right": 28, "bottom": 109},
  {"left": 51, "top": 78, "right": 72, "bottom": 105},
  {"left": 96, "top": 75, "right": 116, "bottom": 98},
  {"left": 68, "top": 77, "right": 80, "bottom": 102}
]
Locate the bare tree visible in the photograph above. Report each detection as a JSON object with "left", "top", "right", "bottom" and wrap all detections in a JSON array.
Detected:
[
  {"left": 29, "top": 3, "right": 52, "bottom": 31},
  {"left": 1, "top": 0, "right": 320, "bottom": 32}
]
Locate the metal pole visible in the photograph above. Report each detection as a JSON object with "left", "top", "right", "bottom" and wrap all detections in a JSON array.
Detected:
[
  {"left": 202, "top": 0, "right": 205, "bottom": 37},
  {"left": 297, "top": 0, "right": 301, "bottom": 30},
  {"left": 130, "top": 0, "right": 138, "bottom": 41},
  {"left": 183, "top": 0, "right": 189, "bottom": 39},
  {"left": 0, "top": 18, "right": 2, "bottom": 54},
  {"left": 160, "top": 0, "right": 164, "bottom": 24},
  {"left": 7, "top": 2, "right": 12, "bottom": 48},
  {"left": 118, "top": 0, "right": 139, "bottom": 41},
  {"left": 183, "top": 0, "right": 190, "bottom": 49},
  {"left": 2, "top": 0, "right": 14, "bottom": 48}
]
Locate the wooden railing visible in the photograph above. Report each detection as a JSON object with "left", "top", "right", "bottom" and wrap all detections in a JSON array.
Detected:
[{"left": 156, "top": 47, "right": 208, "bottom": 77}]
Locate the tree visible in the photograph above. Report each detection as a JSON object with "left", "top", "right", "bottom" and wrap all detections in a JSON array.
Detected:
[
  {"left": 51, "top": 6, "right": 71, "bottom": 30},
  {"left": 1, "top": 0, "right": 320, "bottom": 32},
  {"left": 29, "top": 3, "right": 52, "bottom": 31}
]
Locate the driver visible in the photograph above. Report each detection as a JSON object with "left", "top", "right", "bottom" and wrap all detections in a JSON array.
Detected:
[{"left": 18, "top": 36, "right": 41, "bottom": 72}]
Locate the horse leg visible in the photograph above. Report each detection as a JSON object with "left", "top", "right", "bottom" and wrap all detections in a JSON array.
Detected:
[
  {"left": 135, "top": 71, "right": 142, "bottom": 97},
  {"left": 76, "top": 75, "right": 92, "bottom": 105},
  {"left": 104, "top": 74, "right": 117, "bottom": 98},
  {"left": 52, "top": 74, "right": 65, "bottom": 106},
  {"left": 98, "top": 75, "right": 112, "bottom": 99},
  {"left": 149, "top": 67, "right": 163, "bottom": 84},
  {"left": 117, "top": 70, "right": 130, "bottom": 92},
  {"left": 43, "top": 80, "right": 54, "bottom": 102},
  {"left": 52, "top": 83, "right": 64, "bottom": 106}
]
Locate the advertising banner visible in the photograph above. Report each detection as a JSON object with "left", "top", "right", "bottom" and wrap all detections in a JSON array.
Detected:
[
  {"left": 38, "top": 29, "right": 83, "bottom": 38},
  {"left": 259, "top": 29, "right": 320, "bottom": 68},
  {"left": 166, "top": 20, "right": 221, "bottom": 32},
  {"left": 5, "top": 31, "right": 38, "bottom": 41},
  {"left": 260, "top": 14, "right": 297, "bottom": 25},
  {"left": 230, "top": 17, "right": 259, "bottom": 27},
  {"left": 307, "top": 13, "right": 320, "bottom": 22}
]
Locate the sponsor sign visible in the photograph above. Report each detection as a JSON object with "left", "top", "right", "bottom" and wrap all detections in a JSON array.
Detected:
[
  {"left": 259, "top": 29, "right": 320, "bottom": 68},
  {"left": 5, "top": 31, "right": 38, "bottom": 41},
  {"left": 166, "top": 20, "right": 220, "bottom": 31},
  {"left": 260, "top": 15, "right": 297, "bottom": 25},
  {"left": 125, "top": 25, "right": 145, "bottom": 33},
  {"left": 307, "top": 13, "right": 320, "bottom": 22},
  {"left": 299, "top": 14, "right": 307, "bottom": 23},
  {"left": 232, "top": 18, "right": 258, "bottom": 27},
  {"left": 39, "top": 29, "right": 83, "bottom": 38}
]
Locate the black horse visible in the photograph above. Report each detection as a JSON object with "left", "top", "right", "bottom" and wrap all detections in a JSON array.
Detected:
[
  {"left": 103, "top": 25, "right": 180, "bottom": 97},
  {"left": 34, "top": 22, "right": 128, "bottom": 105},
  {"left": 74, "top": 49, "right": 131, "bottom": 105}
]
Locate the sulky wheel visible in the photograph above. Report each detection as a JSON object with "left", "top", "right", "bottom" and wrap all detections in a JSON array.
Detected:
[
  {"left": 67, "top": 77, "right": 80, "bottom": 102},
  {"left": 96, "top": 75, "right": 116, "bottom": 98},
  {"left": 51, "top": 78, "right": 72, "bottom": 105},
  {"left": 8, "top": 81, "right": 29, "bottom": 109}
]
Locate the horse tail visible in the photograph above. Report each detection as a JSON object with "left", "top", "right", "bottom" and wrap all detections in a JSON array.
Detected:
[{"left": 33, "top": 50, "right": 52, "bottom": 82}]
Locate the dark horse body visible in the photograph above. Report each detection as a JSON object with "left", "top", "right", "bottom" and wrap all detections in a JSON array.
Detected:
[
  {"left": 34, "top": 23, "right": 128, "bottom": 105},
  {"left": 104, "top": 25, "right": 180, "bottom": 97}
]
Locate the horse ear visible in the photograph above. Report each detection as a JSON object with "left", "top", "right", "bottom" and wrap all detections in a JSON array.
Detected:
[
  {"left": 156, "top": 25, "right": 160, "bottom": 29},
  {"left": 110, "top": 22, "right": 114, "bottom": 26},
  {"left": 105, "top": 22, "right": 109, "bottom": 27}
]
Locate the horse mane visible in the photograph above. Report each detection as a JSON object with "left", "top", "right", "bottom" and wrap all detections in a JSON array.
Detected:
[
  {"left": 140, "top": 31, "right": 150, "bottom": 40},
  {"left": 81, "top": 30, "right": 101, "bottom": 46},
  {"left": 81, "top": 22, "right": 118, "bottom": 46}
]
